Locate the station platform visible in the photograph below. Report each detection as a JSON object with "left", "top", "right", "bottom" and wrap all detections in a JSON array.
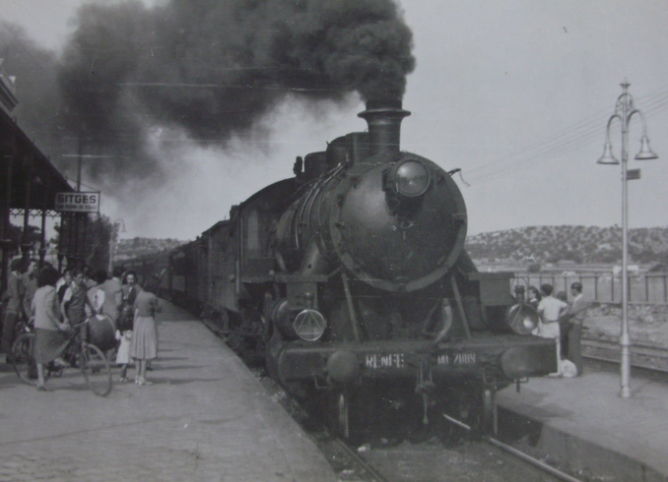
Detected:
[
  {"left": 0, "top": 301, "right": 337, "bottom": 482},
  {"left": 497, "top": 367, "right": 668, "bottom": 482}
]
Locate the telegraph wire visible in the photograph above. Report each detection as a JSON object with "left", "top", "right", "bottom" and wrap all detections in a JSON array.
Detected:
[
  {"left": 466, "top": 84, "right": 668, "bottom": 180},
  {"left": 462, "top": 84, "right": 668, "bottom": 185},
  {"left": 465, "top": 85, "right": 668, "bottom": 181}
]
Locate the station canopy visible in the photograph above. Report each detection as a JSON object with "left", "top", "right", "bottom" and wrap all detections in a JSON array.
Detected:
[{"left": 0, "top": 106, "right": 74, "bottom": 212}]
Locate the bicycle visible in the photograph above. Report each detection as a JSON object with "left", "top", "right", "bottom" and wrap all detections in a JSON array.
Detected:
[{"left": 11, "top": 318, "right": 113, "bottom": 397}]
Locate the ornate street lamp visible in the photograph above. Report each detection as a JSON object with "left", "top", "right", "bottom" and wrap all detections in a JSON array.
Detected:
[{"left": 597, "top": 81, "right": 658, "bottom": 398}]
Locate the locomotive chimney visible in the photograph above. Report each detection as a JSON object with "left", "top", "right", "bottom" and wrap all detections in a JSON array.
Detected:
[{"left": 358, "top": 99, "right": 411, "bottom": 156}]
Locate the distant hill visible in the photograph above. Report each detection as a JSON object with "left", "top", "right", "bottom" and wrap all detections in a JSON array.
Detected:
[
  {"left": 116, "top": 237, "right": 186, "bottom": 259},
  {"left": 465, "top": 226, "right": 668, "bottom": 265},
  {"left": 114, "top": 227, "right": 668, "bottom": 268}
]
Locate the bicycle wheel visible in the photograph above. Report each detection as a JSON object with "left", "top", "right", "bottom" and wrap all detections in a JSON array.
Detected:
[
  {"left": 80, "top": 343, "right": 112, "bottom": 396},
  {"left": 11, "top": 333, "right": 45, "bottom": 385}
]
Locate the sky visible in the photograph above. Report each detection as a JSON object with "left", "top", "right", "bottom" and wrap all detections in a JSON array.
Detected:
[{"left": 1, "top": 0, "right": 668, "bottom": 241}]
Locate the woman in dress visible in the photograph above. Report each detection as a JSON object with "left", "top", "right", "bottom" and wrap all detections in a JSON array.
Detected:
[
  {"left": 32, "top": 266, "right": 70, "bottom": 391},
  {"left": 129, "top": 285, "right": 160, "bottom": 385},
  {"left": 116, "top": 271, "right": 138, "bottom": 382}
]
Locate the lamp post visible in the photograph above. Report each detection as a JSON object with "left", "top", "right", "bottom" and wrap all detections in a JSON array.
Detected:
[
  {"left": 597, "top": 80, "right": 658, "bottom": 398},
  {"left": 108, "top": 219, "right": 126, "bottom": 274}
]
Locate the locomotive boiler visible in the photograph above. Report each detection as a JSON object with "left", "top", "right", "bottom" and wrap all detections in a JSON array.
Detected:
[{"left": 144, "top": 99, "right": 558, "bottom": 438}]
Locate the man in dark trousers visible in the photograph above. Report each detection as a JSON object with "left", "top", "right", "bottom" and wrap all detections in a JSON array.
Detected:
[{"left": 565, "top": 282, "right": 589, "bottom": 376}]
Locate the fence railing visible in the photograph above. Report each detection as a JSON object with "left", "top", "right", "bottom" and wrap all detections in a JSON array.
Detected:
[{"left": 512, "top": 272, "right": 668, "bottom": 305}]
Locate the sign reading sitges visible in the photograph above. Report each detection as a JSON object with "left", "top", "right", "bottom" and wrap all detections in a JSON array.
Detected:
[{"left": 55, "top": 192, "right": 100, "bottom": 213}]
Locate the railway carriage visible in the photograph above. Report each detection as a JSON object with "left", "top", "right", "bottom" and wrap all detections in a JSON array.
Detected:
[{"left": 122, "top": 251, "right": 170, "bottom": 296}]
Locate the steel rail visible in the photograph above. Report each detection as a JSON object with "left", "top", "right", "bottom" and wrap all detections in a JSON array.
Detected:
[
  {"left": 332, "top": 438, "right": 391, "bottom": 482},
  {"left": 584, "top": 338, "right": 668, "bottom": 359},
  {"left": 582, "top": 338, "right": 668, "bottom": 374},
  {"left": 583, "top": 353, "right": 668, "bottom": 375},
  {"left": 484, "top": 436, "right": 584, "bottom": 482},
  {"left": 442, "top": 413, "right": 585, "bottom": 482}
]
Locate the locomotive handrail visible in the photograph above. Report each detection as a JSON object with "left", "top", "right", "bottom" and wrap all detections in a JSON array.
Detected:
[
  {"left": 420, "top": 298, "right": 445, "bottom": 339},
  {"left": 432, "top": 305, "right": 453, "bottom": 345},
  {"left": 451, "top": 276, "right": 472, "bottom": 339},
  {"left": 341, "top": 271, "right": 361, "bottom": 343}
]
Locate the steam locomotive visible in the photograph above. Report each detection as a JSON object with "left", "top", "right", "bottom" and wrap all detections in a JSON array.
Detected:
[{"left": 127, "top": 100, "right": 557, "bottom": 438}]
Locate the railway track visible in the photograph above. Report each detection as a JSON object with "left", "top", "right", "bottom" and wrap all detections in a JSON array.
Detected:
[
  {"left": 441, "top": 414, "right": 584, "bottom": 482},
  {"left": 331, "top": 419, "right": 587, "bottom": 482},
  {"left": 582, "top": 337, "right": 668, "bottom": 373},
  {"left": 330, "top": 438, "right": 391, "bottom": 482},
  {"left": 216, "top": 319, "right": 598, "bottom": 481},
  {"left": 255, "top": 361, "right": 587, "bottom": 482}
]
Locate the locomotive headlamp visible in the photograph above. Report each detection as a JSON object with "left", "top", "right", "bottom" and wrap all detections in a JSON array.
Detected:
[
  {"left": 505, "top": 304, "right": 539, "bottom": 335},
  {"left": 293, "top": 309, "right": 327, "bottom": 341},
  {"left": 391, "top": 160, "right": 430, "bottom": 198}
]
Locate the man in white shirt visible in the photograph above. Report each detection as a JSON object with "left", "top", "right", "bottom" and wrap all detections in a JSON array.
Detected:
[{"left": 537, "top": 284, "right": 569, "bottom": 376}]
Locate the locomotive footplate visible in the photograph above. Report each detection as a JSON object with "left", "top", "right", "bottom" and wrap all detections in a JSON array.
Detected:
[{"left": 276, "top": 335, "right": 558, "bottom": 385}]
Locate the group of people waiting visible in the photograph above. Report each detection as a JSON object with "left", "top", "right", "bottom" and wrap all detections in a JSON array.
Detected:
[
  {"left": 527, "top": 282, "right": 588, "bottom": 378},
  {"left": 1, "top": 259, "right": 160, "bottom": 390}
]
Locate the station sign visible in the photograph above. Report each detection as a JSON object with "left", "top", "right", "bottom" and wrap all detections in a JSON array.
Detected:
[{"left": 55, "top": 192, "right": 101, "bottom": 213}]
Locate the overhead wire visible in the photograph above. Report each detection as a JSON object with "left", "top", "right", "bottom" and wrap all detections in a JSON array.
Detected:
[
  {"left": 474, "top": 85, "right": 668, "bottom": 176},
  {"left": 467, "top": 89, "right": 668, "bottom": 180},
  {"left": 462, "top": 84, "right": 668, "bottom": 186},
  {"left": 469, "top": 93, "right": 668, "bottom": 185}
]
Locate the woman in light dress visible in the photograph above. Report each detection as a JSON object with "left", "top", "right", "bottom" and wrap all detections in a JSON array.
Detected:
[{"left": 129, "top": 285, "right": 160, "bottom": 385}]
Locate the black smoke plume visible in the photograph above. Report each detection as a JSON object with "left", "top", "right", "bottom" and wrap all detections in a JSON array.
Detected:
[{"left": 56, "top": 0, "right": 415, "bottom": 184}]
